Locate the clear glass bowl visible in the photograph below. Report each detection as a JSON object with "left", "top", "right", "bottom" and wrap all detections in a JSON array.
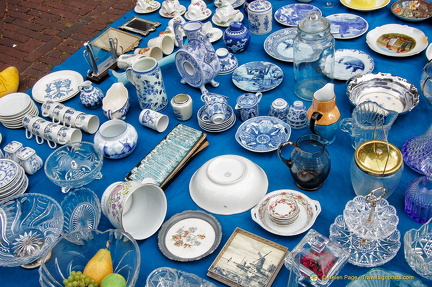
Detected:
[
  {"left": 44, "top": 141, "right": 103, "bottom": 193},
  {"left": 404, "top": 218, "right": 432, "bottom": 280},
  {"left": 0, "top": 193, "right": 64, "bottom": 267},
  {"left": 39, "top": 229, "right": 140, "bottom": 287},
  {"left": 146, "top": 267, "right": 217, "bottom": 287},
  {"left": 60, "top": 187, "right": 101, "bottom": 239}
]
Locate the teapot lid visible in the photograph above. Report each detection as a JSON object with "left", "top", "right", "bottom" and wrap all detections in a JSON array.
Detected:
[
  {"left": 228, "top": 21, "right": 245, "bottom": 32},
  {"left": 354, "top": 140, "right": 403, "bottom": 176},
  {"left": 298, "top": 11, "right": 330, "bottom": 34}
]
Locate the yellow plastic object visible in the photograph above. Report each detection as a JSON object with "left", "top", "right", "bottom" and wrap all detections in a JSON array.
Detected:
[{"left": 0, "top": 66, "right": 19, "bottom": 97}]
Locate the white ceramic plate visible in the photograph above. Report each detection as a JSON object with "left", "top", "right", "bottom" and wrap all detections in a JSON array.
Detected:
[
  {"left": 263, "top": 28, "right": 297, "bottom": 62},
  {"left": 251, "top": 189, "right": 321, "bottom": 236},
  {"left": 326, "top": 13, "right": 368, "bottom": 39},
  {"left": 32, "top": 70, "right": 84, "bottom": 103},
  {"left": 334, "top": 49, "right": 374, "bottom": 81},
  {"left": 366, "top": 24, "right": 428, "bottom": 57},
  {"left": 340, "top": 0, "right": 390, "bottom": 11},
  {"left": 232, "top": 61, "right": 284, "bottom": 92},
  {"left": 0, "top": 93, "right": 31, "bottom": 117},
  {"left": 208, "top": 27, "right": 223, "bottom": 43},
  {"left": 274, "top": 4, "right": 322, "bottom": 27},
  {"left": 158, "top": 210, "right": 222, "bottom": 261}
]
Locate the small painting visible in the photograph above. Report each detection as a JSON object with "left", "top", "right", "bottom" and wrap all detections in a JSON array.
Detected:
[
  {"left": 207, "top": 228, "right": 288, "bottom": 287},
  {"left": 376, "top": 33, "right": 416, "bottom": 53}
]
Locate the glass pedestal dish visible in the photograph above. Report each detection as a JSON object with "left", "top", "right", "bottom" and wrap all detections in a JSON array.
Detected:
[{"left": 329, "top": 190, "right": 401, "bottom": 267}]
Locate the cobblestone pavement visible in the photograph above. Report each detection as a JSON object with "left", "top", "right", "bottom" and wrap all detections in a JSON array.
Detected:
[{"left": 0, "top": 0, "right": 135, "bottom": 92}]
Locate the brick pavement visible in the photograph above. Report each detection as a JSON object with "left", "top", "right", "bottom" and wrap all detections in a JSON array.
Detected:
[{"left": 0, "top": 0, "right": 136, "bottom": 92}]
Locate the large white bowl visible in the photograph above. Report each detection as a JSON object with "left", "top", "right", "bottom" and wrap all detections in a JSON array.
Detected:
[{"left": 189, "top": 155, "right": 268, "bottom": 215}]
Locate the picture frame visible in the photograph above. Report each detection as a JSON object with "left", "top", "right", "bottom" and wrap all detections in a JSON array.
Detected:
[{"left": 207, "top": 228, "right": 289, "bottom": 287}]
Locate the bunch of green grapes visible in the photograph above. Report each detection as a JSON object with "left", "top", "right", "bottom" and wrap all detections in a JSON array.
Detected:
[{"left": 63, "top": 270, "right": 98, "bottom": 287}]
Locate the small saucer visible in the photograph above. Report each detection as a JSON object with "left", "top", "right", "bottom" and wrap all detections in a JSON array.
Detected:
[
  {"left": 211, "top": 12, "right": 244, "bottom": 28},
  {"left": 134, "top": 1, "right": 161, "bottom": 14},
  {"left": 208, "top": 27, "right": 223, "bottom": 43},
  {"left": 159, "top": 5, "right": 186, "bottom": 18},
  {"left": 185, "top": 8, "right": 212, "bottom": 21}
]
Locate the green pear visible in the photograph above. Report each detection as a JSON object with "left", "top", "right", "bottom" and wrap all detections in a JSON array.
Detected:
[{"left": 100, "top": 273, "right": 127, "bottom": 287}]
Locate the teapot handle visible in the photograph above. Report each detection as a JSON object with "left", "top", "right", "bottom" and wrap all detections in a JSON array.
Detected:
[
  {"left": 173, "top": 20, "right": 184, "bottom": 48},
  {"left": 277, "top": 141, "right": 296, "bottom": 168},
  {"left": 309, "top": 111, "right": 323, "bottom": 135}
]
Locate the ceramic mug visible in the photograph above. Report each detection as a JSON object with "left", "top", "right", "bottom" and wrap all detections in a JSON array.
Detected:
[
  {"left": 74, "top": 113, "right": 100, "bottom": 134},
  {"left": 22, "top": 114, "right": 42, "bottom": 139},
  {"left": 31, "top": 118, "right": 52, "bottom": 144},
  {"left": 42, "top": 100, "right": 60, "bottom": 117},
  {"left": 134, "top": 46, "right": 164, "bottom": 60},
  {"left": 171, "top": 93, "right": 193, "bottom": 121},
  {"left": 44, "top": 122, "right": 67, "bottom": 146},
  {"left": 101, "top": 181, "right": 167, "bottom": 240},
  {"left": 148, "top": 33, "right": 174, "bottom": 55},
  {"left": 51, "top": 104, "right": 70, "bottom": 124},
  {"left": 57, "top": 126, "right": 83, "bottom": 144},
  {"left": 139, "top": 109, "right": 169, "bottom": 132},
  {"left": 63, "top": 109, "right": 85, "bottom": 128}
]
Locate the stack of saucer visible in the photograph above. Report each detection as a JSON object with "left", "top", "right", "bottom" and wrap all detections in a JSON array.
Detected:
[
  {"left": 267, "top": 194, "right": 300, "bottom": 225},
  {"left": 0, "top": 159, "right": 29, "bottom": 201},
  {"left": 0, "top": 93, "right": 39, "bottom": 129},
  {"left": 197, "top": 105, "right": 236, "bottom": 133}
]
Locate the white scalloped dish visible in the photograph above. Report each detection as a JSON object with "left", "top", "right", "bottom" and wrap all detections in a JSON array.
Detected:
[{"left": 251, "top": 189, "right": 321, "bottom": 236}]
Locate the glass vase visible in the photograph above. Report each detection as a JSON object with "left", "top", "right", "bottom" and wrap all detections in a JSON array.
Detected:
[{"left": 401, "top": 124, "right": 432, "bottom": 175}]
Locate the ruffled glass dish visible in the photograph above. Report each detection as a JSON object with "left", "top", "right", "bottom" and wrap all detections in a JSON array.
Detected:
[
  {"left": 44, "top": 141, "right": 103, "bottom": 193},
  {"left": 330, "top": 215, "right": 401, "bottom": 267},
  {"left": 39, "top": 229, "right": 140, "bottom": 287},
  {"left": 404, "top": 218, "right": 432, "bottom": 280},
  {"left": 60, "top": 187, "right": 101, "bottom": 239},
  {"left": 0, "top": 193, "right": 63, "bottom": 268}
]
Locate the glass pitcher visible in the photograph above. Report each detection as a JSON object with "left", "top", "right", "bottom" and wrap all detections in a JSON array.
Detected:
[
  {"left": 278, "top": 134, "right": 331, "bottom": 191},
  {"left": 293, "top": 11, "right": 335, "bottom": 101},
  {"left": 420, "top": 59, "right": 432, "bottom": 105}
]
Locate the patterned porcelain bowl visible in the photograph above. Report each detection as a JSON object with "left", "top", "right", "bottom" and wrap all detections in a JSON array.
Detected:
[{"left": 267, "top": 194, "right": 300, "bottom": 225}]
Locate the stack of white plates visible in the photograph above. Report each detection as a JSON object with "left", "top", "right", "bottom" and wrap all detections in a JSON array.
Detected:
[
  {"left": 0, "top": 93, "right": 39, "bottom": 129},
  {"left": 0, "top": 159, "right": 28, "bottom": 201},
  {"left": 197, "top": 105, "right": 236, "bottom": 133}
]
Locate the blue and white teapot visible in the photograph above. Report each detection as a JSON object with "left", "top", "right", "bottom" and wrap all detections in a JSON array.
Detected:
[{"left": 174, "top": 20, "right": 221, "bottom": 93}]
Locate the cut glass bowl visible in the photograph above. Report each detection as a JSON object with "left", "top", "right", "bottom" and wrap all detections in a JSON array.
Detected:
[
  {"left": 60, "top": 187, "right": 101, "bottom": 239},
  {"left": 44, "top": 141, "right": 103, "bottom": 193},
  {"left": 0, "top": 193, "right": 63, "bottom": 267},
  {"left": 404, "top": 218, "right": 432, "bottom": 280},
  {"left": 343, "top": 195, "right": 398, "bottom": 240},
  {"left": 39, "top": 229, "right": 140, "bottom": 287},
  {"left": 330, "top": 215, "right": 401, "bottom": 267}
]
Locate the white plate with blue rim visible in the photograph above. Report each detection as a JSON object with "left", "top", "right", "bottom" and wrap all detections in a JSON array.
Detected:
[
  {"left": 326, "top": 13, "right": 368, "bottom": 40},
  {"left": 334, "top": 49, "right": 374, "bottom": 81},
  {"left": 274, "top": 4, "right": 321, "bottom": 27},
  {"left": 263, "top": 28, "right": 297, "bottom": 62},
  {"left": 235, "top": 116, "right": 292, "bottom": 152}
]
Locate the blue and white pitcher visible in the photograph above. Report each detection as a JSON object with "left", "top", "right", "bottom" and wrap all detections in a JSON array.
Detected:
[{"left": 126, "top": 57, "right": 168, "bottom": 112}]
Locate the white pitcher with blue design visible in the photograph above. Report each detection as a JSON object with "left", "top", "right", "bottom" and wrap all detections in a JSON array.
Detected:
[{"left": 126, "top": 57, "right": 168, "bottom": 112}]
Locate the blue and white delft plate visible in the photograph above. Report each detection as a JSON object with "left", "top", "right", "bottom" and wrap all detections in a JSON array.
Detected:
[
  {"left": 264, "top": 28, "right": 297, "bottom": 62},
  {"left": 326, "top": 13, "right": 368, "bottom": 40},
  {"left": 334, "top": 49, "right": 374, "bottom": 81},
  {"left": 232, "top": 61, "right": 283, "bottom": 92},
  {"left": 0, "top": 159, "right": 19, "bottom": 188},
  {"left": 274, "top": 4, "right": 321, "bottom": 27},
  {"left": 235, "top": 116, "right": 291, "bottom": 153},
  {"left": 32, "top": 70, "right": 84, "bottom": 103}
]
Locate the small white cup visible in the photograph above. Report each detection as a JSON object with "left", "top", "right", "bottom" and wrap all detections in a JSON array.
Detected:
[
  {"left": 57, "top": 126, "right": 83, "bottom": 144},
  {"left": 51, "top": 104, "right": 70, "bottom": 124},
  {"left": 134, "top": 46, "right": 164, "bottom": 60},
  {"left": 139, "top": 109, "right": 169, "bottom": 132},
  {"left": 171, "top": 93, "right": 193, "bottom": 121},
  {"left": 44, "top": 123, "right": 67, "bottom": 146},
  {"left": 42, "top": 100, "right": 60, "bottom": 117},
  {"left": 74, "top": 114, "right": 100, "bottom": 134},
  {"left": 22, "top": 114, "right": 41, "bottom": 139},
  {"left": 148, "top": 33, "right": 174, "bottom": 55}
]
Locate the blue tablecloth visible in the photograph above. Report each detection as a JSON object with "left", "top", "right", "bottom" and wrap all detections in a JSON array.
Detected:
[{"left": 1, "top": 0, "right": 431, "bottom": 286}]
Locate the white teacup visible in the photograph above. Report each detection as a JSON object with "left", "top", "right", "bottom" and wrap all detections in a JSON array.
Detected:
[
  {"left": 57, "top": 126, "right": 83, "bottom": 144},
  {"left": 32, "top": 118, "right": 52, "bottom": 144},
  {"left": 44, "top": 123, "right": 67, "bottom": 146},
  {"left": 42, "top": 100, "right": 60, "bottom": 117},
  {"left": 161, "top": 0, "right": 181, "bottom": 15},
  {"left": 139, "top": 109, "right": 169, "bottom": 132},
  {"left": 22, "top": 114, "right": 41, "bottom": 139},
  {"left": 214, "top": 4, "right": 238, "bottom": 24},
  {"left": 74, "top": 114, "right": 100, "bottom": 134},
  {"left": 51, "top": 104, "right": 70, "bottom": 124},
  {"left": 148, "top": 33, "right": 174, "bottom": 55},
  {"left": 63, "top": 109, "right": 85, "bottom": 128},
  {"left": 101, "top": 181, "right": 167, "bottom": 240},
  {"left": 187, "top": 0, "right": 208, "bottom": 20},
  {"left": 134, "top": 46, "right": 163, "bottom": 60}
]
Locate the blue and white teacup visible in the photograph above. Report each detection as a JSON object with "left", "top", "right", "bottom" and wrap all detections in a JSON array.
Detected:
[
  {"left": 201, "top": 92, "right": 229, "bottom": 124},
  {"left": 139, "top": 109, "right": 169, "bottom": 133},
  {"left": 269, "top": 98, "right": 289, "bottom": 120}
]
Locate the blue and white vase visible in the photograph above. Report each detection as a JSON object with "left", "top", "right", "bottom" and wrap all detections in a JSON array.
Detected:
[
  {"left": 247, "top": 0, "right": 272, "bottom": 35},
  {"left": 79, "top": 80, "right": 104, "bottom": 109},
  {"left": 223, "top": 21, "right": 251, "bottom": 54},
  {"left": 94, "top": 119, "right": 138, "bottom": 159},
  {"left": 126, "top": 57, "right": 168, "bottom": 112}
]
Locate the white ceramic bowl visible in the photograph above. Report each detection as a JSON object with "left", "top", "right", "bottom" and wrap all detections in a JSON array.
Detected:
[{"left": 189, "top": 154, "right": 268, "bottom": 215}]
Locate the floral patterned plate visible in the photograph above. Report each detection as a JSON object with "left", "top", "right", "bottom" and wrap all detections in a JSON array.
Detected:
[
  {"left": 235, "top": 116, "right": 291, "bottom": 152},
  {"left": 158, "top": 210, "right": 222, "bottom": 261},
  {"left": 32, "top": 70, "right": 84, "bottom": 103}
]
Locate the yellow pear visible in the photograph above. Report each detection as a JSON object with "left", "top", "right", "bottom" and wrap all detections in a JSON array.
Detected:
[
  {"left": 83, "top": 241, "right": 114, "bottom": 285},
  {"left": 0, "top": 66, "right": 19, "bottom": 98}
]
